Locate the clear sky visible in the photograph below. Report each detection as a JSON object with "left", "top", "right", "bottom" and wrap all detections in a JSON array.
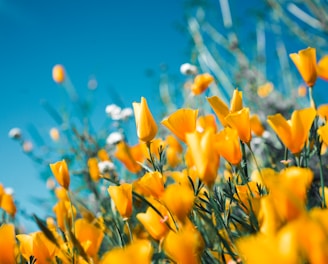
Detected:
[{"left": 0, "top": 0, "right": 190, "bottom": 230}]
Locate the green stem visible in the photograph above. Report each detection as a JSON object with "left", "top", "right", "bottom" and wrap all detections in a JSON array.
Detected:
[
  {"left": 240, "top": 141, "right": 249, "bottom": 182},
  {"left": 125, "top": 219, "right": 133, "bottom": 242},
  {"left": 147, "top": 141, "right": 157, "bottom": 171},
  {"left": 318, "top": 154, "right": 327, "bottom": 208},
  {"left": 309, "top": 86, "right": 316, "bottom": 109}
]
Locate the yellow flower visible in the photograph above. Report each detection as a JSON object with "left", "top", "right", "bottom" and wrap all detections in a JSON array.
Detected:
[
  {"left": 163, "top": 225, "right": 204, "bottom": 264},
  {"left": 196, "top": 114, "right": 217, "bottom": 133},
  {"left": 165, "top": 135, "right": 183, "bottom": 168},
  {"left": 207, "top": 88, "right": 243, "bottom": 127},
  {"left": 317, "top": 104, "right": 328, "bottom": 120},
  {"left": 53, "top": 200, "right": 76, "bottom": 231},
  {"left": 100, "top": 239, "right": 153, "bottom": 264},
  {"left": 108, "top": 183, "right": 133, "bottom": 219},
  {"left": 250, "top": 114, "right": 265, "bottom": 137},
  {"left": 161, "top": 108, "right": 198, "bottom": 143},
  {"left": 75, "top": 218, "right": 104, "bottom": 258},
  {"left": 263, "top": 167, "right": 313, "bottom": 222},
  {"left": 17, "top": 232, "right": 57, "bottom": 263},
  {"left": 290, "top": 47, "right": 317, "bottom": 87},
  {"left": 133, "top": 171, "right": 165, "bottom": 199},
  {"left": 235, "top": 181, "right": 261, "bottom": 216},
  {"left": 0, "top": 192, "right": 16, "bottom": 216},
  {"left": 162, "top": 183, "right": 195, "bottom": 221},
  {"left": 52, "top": 64, "right": 65, "bottom": 84},
  {"left": 0, "top": 224, "right": 16, "bottom": 264},
  {"left": 88, "top": 158, "right": 100, "bottom": 181},
  {"left": 318, "top": 122, "right": 328, "bottom": 146},
  {"left": 267, "top": 107, "right": 316, "bottom": 155},
  {"left": 133, "top": 97, "right": 158, "bottom": 142},
  {"left": 141, "top": 137, "right": 166, "bottom": 161},
  {"left": 317, "top": 55, "right": 328, "bottom": 81},
  {"left": 186, "top": 128, "right": 220, "bottom": 187},
  {"left": 49, "top": 159, "right": 70, "bottom": 190},
  {"left": 225, "top": 107, "right": 252, "bottom": 144},
  {"left": 114, "top": 141, "right": 144, "bottom": 173},
  {"left": 98, "top": 148, "right": 110, "bottom": 161},
  {"left": 216, "top": 127, "right": 242, "bottom": 165},
  {"left": 136, "top": 204, "right": 170, "bottom": 241},
  {"left": 237, "top": 229, "right": 299, "bottom": 264},
  {"left": 190, "top": 73, "right": 214, "bottom": 95},
  {"left": 257, "top": 82, "right": 273, "bottom": 98}
]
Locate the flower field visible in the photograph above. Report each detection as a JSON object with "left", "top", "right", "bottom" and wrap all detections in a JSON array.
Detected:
[{"left": 2, "top": 1, "right": 328, "bottom": 263}]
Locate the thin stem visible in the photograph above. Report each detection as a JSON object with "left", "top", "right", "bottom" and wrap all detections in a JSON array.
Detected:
[
  {"left": 147, "top": 141, "right": 157, "bottom": 171},
  {"left": 309, "top": 86, "right": 316, "bottom": 109},
  {"left": 125, "top": 219, "right": 133, "bottom": 242},
  {"left": 248, "top": 145, "right": 265, "bottom": 187},
  {"left": 318, "top": 152, "right": 327, "bottom": 208},
  {"left": 240, "top": 141, "right": 249, "bottom": 182}
]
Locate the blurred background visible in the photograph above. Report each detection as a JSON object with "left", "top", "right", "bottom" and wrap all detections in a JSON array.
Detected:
[{"left": 1, "top": 0, "right": 328, "bottom": 231}]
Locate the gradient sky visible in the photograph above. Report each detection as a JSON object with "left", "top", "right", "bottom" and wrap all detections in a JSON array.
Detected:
[{"left": 0, "top": 0, "right": 191, "bottom": 230}]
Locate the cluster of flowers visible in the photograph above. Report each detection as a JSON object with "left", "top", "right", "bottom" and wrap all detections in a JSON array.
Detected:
[{"left": 1, "top": 47, "right": 328, "bottom": 263}]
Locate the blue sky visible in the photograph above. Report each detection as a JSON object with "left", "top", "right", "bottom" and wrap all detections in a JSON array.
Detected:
[{"left": 0, "top": 0, "right": 191, "bottom": 230}]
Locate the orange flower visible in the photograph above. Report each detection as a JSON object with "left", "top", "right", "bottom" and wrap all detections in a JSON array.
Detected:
[
  {"left": 207, "top": 88, "right": 243, "bottom": 127},
  {"left": 196, "top": 114, "right": 217, "bottom": 133},
  {"left": 267, "top": 107, "right": 316, "bottom": 154},
  {"left": 257, "top": 82, "right": 273, "bottom": 98},
  {"left": 49, "top": 159, "right": 70, "bottom": 190},
  {"left": 250, "top": 114, "right": 265, "bottom": 137},
  {"left": 235, "top": 181, "right": 261, "bottom": 216},
  {"left": 137, "top": 205, "right": 170, "bottom": 241},
  {"left": 133, "top": 171, "right": 165, "bottom": 199},
  {"left": 161, "top": 108, "right": 198, "bottom": 143},
  {"left": 88, "top": 158, "right": 100, "bottom": 181},
  {"left": 216, "top": 127, "right": 242, "bottom": 165},
  {"left": 317, "top": 104, "right": 328, "bottom": 120},
  {"left": 0, "top": 224, "right": 16, "bottom": 264},
  {"left": 162, "top": 183, "right": 195, "bottom": 221},
  {"left": 133, "top": 97, "right": 158, "bottom": 142},
  {"left": 317, "top": 55, "right": 328, "bottom": 81},
  {"left": 318, "top": 122, "right": 328, "bottom": 146},
  {"left": 98, "top": 149, "right": 110, "bottom": 161},
  {"left": 75, "top": 218, "right": 104, "bottom": 258},
  {"left": 165, "top": 135, "right": 183, "bottom": 168},
  {"left": 108, "top": 183, "right": 133, "bottom": 219},
  {"left": 114, "top": 141, "right": 144, "bottom": 173},
  {"left": 190, "top": 73, "right": 214, "bottom": 95},
  {"left": 0, "top": 192, "right": 16, "bottom": 216},
  {"left": 100, "top": 239, "right": 153, "bottom": 264},
  {"left": 52, "top": 64, "right": 65, "bottom": 84},
  {"left": 186, "top": 128, "right": 220, "bottom": 187},
  {"left": 17, "top": 232, "right": 57, "bottom": 263},
  {"left": 53, "top": 200, "right": 76, "bottom": 231},
  {"left": 225, "top": 107, "right": 252, "bottom": 144},
  {"left": 263, "top": 167, "right": 313, "bottom": 222},
  {"left": 163, "top": 226, "right": 204, "bottom": 264},
  {"left": 289, "top": 47, "right": 317, "bottom": 87}
]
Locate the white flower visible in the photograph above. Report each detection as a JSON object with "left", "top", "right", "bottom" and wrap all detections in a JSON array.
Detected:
[
  {"left": 98, "top": 161, "right": 116, "bottom": 173},
  {"left": 105, "top": 104, "right": 122, "bottom": 118},
  {"left": 4, "top": 187, "right": 14, "bottom": 195},
  {"left": 120, "top": 107, "right": 133, "bottom": 119},
  {"left": 106, "top": 132, "right": 123, "bottom": 145},
  {"left": 180, "top": 63, "right": 198, "bottom": 75},
  {"left": 8, "top": 128, "right": 22, "bottom": 139}
]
